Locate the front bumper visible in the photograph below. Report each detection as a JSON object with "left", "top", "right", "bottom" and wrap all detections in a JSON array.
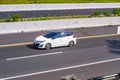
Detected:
[{"left": 33, "top": 42, "right": 44, "bottom": 48}]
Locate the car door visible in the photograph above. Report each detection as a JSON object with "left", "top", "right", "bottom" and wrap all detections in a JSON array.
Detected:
[
  {"left": 53, "top": 32, "right": 69, "bottom": 46},
  {"left": 61, "top": 33, "right": 70, "bottom": 46},
  {"left": 51, "top": 33, "right": 63, "bottom": 47}
]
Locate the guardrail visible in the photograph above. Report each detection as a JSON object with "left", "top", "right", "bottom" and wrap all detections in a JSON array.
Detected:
[
  {"left": 88, "top": 73, "right": 120, "bottom": 80},
  {"left": 0, "top": 3, "right": 120, "bottom": 12},
  {"left": 0, "top": 17, "right": 120, "bottom": 34}
]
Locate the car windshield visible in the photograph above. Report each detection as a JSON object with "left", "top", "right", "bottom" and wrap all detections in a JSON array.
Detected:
[{"left": 43, "top": 32, "right": 59, "bottom": 38}]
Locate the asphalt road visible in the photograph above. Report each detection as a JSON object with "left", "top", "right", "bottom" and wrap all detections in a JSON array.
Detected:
[
  {"left": 9, "top": 59, "right": 120, "bottom": 80},
  {"left": 0, "top": 26, "right": 120, "bottom": 80},
  {"left": 0, "top": 8, "right": 116, "bottom": 19},
  {"left": 0, "top": 35, "right": 120, "bottom": 80},
  {"left": 0, "top": 25, "right": 118, "bottom": 45}
]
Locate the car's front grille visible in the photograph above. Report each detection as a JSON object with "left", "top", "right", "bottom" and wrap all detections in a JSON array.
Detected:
[{"left": 34, "top": 44, "right": 39, "bottom": 47}]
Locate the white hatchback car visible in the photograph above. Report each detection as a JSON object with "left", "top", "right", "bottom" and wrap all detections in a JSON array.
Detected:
[{"left": 33, "top": 30, "right": 76, "bottom": 49}]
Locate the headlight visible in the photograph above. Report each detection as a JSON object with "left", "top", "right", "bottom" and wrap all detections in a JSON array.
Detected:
[
  {"left": 35, "top": 40, "right": 46, "bottom": 43},
  {"left": 39, "top": 40, "right": 46, "bottom": 43}
]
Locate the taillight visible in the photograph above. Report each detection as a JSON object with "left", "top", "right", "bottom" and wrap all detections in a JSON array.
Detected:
[{"left": 73, "top": 35, "right": 76, "bottom": 38}]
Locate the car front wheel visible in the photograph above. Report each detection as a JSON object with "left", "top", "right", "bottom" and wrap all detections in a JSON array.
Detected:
[{"left": 45, "top": 43, "right": 51, "bottom": 50}]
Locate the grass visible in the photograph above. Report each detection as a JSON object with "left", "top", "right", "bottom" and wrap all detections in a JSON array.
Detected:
[
  {"left": 0, "top": 15, "right": 87, "bottom": 22},
  {"left": 0, "top": 0, "right": 120, "bottom": 4}
]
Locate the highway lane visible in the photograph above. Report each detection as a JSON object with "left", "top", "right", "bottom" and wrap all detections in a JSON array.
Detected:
[
  {"left": 0, "top": 8, "right": 115, "bottom": 19},
  {"left": 8, "top": 59, "right": 120, "bottom": 80},
  {"left": 0, "top": 35, "right": 119, "bottom": 59},
  {"left": 0, "top": 35, "right": 120, "bottom": 80},
  {"left": 0, "top": 25, "right": 117, "bottom": 45}
]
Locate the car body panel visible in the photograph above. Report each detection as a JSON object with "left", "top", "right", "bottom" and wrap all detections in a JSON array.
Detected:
[{"left": 33, "top": 30, "right": 76, "bottom": 49}]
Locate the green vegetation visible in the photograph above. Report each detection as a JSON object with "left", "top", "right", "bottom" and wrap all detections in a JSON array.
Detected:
[
  {"left": 103, "top": 10, "right": 110, "bottom": 16},
  {"left": 112, "top": 8, "right": 120, "bottom": 16},
  {"left": 0, "top": 8, "right": 120, "bottom": 22},
  {"left": 0, "top": 0, "right": 120, "bottom": 4},
  {"left": 93, "top": 10, "right": 101, "bottom": 16},
  {"left": 11, "top": 14, "right": 22, "bottom": 21}
]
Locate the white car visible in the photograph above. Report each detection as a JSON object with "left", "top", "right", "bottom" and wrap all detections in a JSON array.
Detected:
[{"left": 33, "top": 30, "right": 76, "bottom": 49}]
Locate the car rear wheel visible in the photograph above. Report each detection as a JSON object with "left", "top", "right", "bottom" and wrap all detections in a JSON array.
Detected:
[
  {"left": 45, "top": 43, "right": 51, "bottom": 50},
  {"left": 68, "top": 41, "right": 74, "bottom": 47}
]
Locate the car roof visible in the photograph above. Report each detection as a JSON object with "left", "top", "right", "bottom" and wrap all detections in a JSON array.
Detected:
[{"left": 50, "top": 30, "right": 73, "bottom": 33}]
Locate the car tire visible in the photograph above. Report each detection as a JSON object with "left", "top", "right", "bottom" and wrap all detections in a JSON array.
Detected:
[
  {"left": 68, "top": 41, "right": 74, "bottom": 47},
  {"left": 45, "top": 43, "right": 51, "bottom": 50}
]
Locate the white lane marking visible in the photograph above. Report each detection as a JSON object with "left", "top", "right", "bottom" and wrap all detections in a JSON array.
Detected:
[
  {"left": 6, "top": 51, "right": 63, "bottom": 61},
  {"left": 1, "top": 57, "right": 120, "bottom": 80}
]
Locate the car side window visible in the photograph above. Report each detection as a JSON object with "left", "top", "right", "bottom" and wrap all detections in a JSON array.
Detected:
[
  {"left": 68, "top": 32, "right": 73, "bottom": 36},
  {"left": 53, "top": 33, "right": 62, "bottom": 38},
  {"left": 52, "top": 32, "right": 73, "bottom": 39},
  {"left": 44, "top": 32, "right": 57, "bottom": 38},
  {"left": 62, "top": 33, "right": 68, "bottom": 37},
  {"left": 62, "top": 32, "right": 72, "bottom": 37}
]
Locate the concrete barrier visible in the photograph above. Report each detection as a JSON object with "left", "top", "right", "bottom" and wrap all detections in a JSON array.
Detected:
[
  {"left": 0, "top": 3, "right": 120, "bottom": 12},
  {"left": 0, "top": 17, "right": 120, "bottom": 34}
]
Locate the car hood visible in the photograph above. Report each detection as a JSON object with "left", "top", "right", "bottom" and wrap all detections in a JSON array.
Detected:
[{"left": 35, "top": 36, "right": 48, "bottom": 41}]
